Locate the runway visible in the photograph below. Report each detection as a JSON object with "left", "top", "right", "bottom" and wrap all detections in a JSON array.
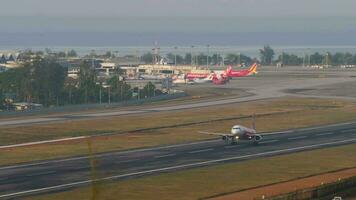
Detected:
[{"left": 1, "top": 122, "right": 356, "bottom": 199}]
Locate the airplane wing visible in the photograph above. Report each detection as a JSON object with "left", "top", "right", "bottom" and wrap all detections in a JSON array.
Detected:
[{"left": 198, "top": 131, "right": 230, "bottom": 136}]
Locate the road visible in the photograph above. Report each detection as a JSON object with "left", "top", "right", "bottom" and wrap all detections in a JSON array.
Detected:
[{"left": 1, "top": 122, "right": 356, "bottom": 199}]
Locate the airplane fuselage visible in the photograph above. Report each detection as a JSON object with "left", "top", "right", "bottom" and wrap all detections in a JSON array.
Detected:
[{"left": 223, "top": 125, "right": 262, "bottom": 144}]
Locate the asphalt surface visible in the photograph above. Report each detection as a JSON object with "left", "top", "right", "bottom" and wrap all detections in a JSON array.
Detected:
[{"left": 1, "top": 122, "right": 356, "bottom": 199}]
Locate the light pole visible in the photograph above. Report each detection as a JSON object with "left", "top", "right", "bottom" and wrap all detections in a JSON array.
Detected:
[
  {"left": 207, "top": 45, "right": 210, "bottom": 68},
  {"left": 174, "top": 46, "right": 178, "bottom": 66},
  {"left": 238, "top": 52, "right": 241, "bottom": 66},
  {"left": 108, "top": 86, "right": 111, "bottom": 104},
  {"left": 308, "top": 48, "right": 311, "bottom": 66},
  {"left": 96, "top": 82, "right": 102, "bottom": 104},
  {"left": 99, "top": 85, "right": 102, "bottom": 104},
  {"left": 281, "top": 51, "right": 284, "bottom": 67},
  {"left": 191, "top": 45, "right": 194, "bottom": 66}
]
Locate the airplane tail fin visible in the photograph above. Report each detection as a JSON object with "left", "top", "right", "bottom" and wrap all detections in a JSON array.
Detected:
[{"left": 248, "top": 63, "right": 258, "bottom": 75}]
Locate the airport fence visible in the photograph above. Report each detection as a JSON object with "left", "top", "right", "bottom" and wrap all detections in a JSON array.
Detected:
[
  {"left": 254, "top": 175, "right": 356, "bottom": 200},
  {"left": 0, "top": 92, "right": 187, "bottom": 118}
]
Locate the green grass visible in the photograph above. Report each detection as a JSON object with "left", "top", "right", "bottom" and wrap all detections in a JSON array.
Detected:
[{"left": 26, "top": 143, "right": 356, "bottom": 200}]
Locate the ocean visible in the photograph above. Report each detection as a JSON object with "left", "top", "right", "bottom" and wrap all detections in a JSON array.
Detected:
[{"left": 1, "top": 33, "right": 356, "bottom": 58}]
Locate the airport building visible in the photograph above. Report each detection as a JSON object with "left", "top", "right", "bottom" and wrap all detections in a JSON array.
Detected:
[{"left": 137, "top": 64, "right": 200, "bottom": 76}]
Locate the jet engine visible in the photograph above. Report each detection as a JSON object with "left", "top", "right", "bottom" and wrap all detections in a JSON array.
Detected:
[{"left": 253, "top": 134, "right": 263, "bottom": 144}]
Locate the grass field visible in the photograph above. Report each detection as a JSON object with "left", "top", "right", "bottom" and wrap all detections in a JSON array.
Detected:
[
  {"left": 26, "top": 143, "right": 356, "bottom": 200},
  {"left": 2, "top": 97, "right": 356, "bottom": 166}
]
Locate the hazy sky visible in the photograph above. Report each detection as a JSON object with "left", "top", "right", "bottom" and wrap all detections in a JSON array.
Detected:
[
  {"left": 3, "top": 0, "right": 356, "bottom": 17},
  {"left": 2, "top": 0, "right": 356, "bottom": 47}
]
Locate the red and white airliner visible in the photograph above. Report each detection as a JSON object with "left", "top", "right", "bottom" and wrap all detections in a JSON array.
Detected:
[
  {"left": 226, "top": 63, "right": 258, "bottom": 78},
  {"left": 200, "top": 115, "right": 263, "bottom": 145}
]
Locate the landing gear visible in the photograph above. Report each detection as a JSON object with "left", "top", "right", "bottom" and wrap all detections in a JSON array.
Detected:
[{"left": 252, "top": 135, "right": 263, "bottom": 145}]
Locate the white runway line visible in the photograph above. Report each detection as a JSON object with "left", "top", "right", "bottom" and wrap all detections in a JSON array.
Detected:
[
  {"left": 154, "top": 154, "right": 176, "bottom": 159},
  {"left": 1, "top": 138, "right": 356, "bottom": 199},
  {"left": 288, "top": 136, "right": 308, "bottom": 140},
  {"left": 26, "top": 171, "right": 57, "bottom": 177},
  {"left": 0, "top": 136, "right": 88, "bottom": 150},
  {"left": 189, "top": 148, "right": 214, "bottom": 154},
  {"left": 0, "top": 118, "right": 64, "bottom": 126},
  {"left": 316, "top": 132, "right": 334, "bottom": 136}
]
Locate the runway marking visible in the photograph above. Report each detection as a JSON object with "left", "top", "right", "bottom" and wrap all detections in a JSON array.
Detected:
[
  {"left": 316, "top": 132, "right": 334, "bottom": 136},
  {"left": 0, "top": 118, "right": 64, "bottom": 126},
  {"left": 0, "top": 136, "right": 88, "bottom": 150},
  {"left": 0, "top": 140, "right": 220, "bottom": 171},
  {"left": 2, "top": 138, "right": 356, "bottom": 199},
  {"left": 155, "top": 154, "right": 176, "bottom": 159},
  {"left": 26, "top": 171, "right": 56, "bottom": 177},
  {"left": 259, "top": 140, "right": 279, "bottom": 144},
  {"left": 189, "top": 148, "right": 214, "bottom": 154},
  {"left": 288, "top": 136, "right": 308, "bottom": 140}
]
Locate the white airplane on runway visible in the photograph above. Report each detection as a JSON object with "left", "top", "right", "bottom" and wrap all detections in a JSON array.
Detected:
[{"left": 199, "top": 115, "right": 263, "bottom": 145}]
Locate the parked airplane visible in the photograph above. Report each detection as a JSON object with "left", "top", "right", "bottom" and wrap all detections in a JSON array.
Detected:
[
  {"left": 227, "top": 63, "right": 258, "bottom": 78},
  {"left": 193, "top": 74, "right": 214, "bottom": 84},
  {"left": 199, "top": 115, "right": 263, "bottom": 145},
  {"left": 186, "top": 72, "right": 211, "bottom": 81},
  {"left": 212, "top": 73, "right": 229, "bottom": 85}
]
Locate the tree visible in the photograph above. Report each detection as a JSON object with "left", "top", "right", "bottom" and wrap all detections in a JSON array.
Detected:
[
  {"left": 184, "top": 53, "right": 192, "bottom": 65},
  {"left": 259, "top": 45, "right": 275, "bottom": 65},
  {"left": 107, "top": 75, "right": 132, "bottom": 102},
  {"left": 78, "top": 62, "right": 98, "bottom": 104},
  {"left": 142, "top": 82, "right": 156, "bottom": 98},
  {"left": 166, "top": 53, "right": 184, "bottom": 65},
  {"left": 68, "top": 49, "right": 78, "bottom": 57},
  {"left": 225, "top": 54, "right": 252, "bottom": 66},
  {"left": 141, "top": 52, "right": 154, "bottom": 64},
  {"left": 276, "top": 53, "right": 303, "bottom": 66},
  {"left": 310, "top": 53, "right": 324, "bottom": 65},
  {"left": 0, "top": 57, "right": 66, "bottom": 107}
]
